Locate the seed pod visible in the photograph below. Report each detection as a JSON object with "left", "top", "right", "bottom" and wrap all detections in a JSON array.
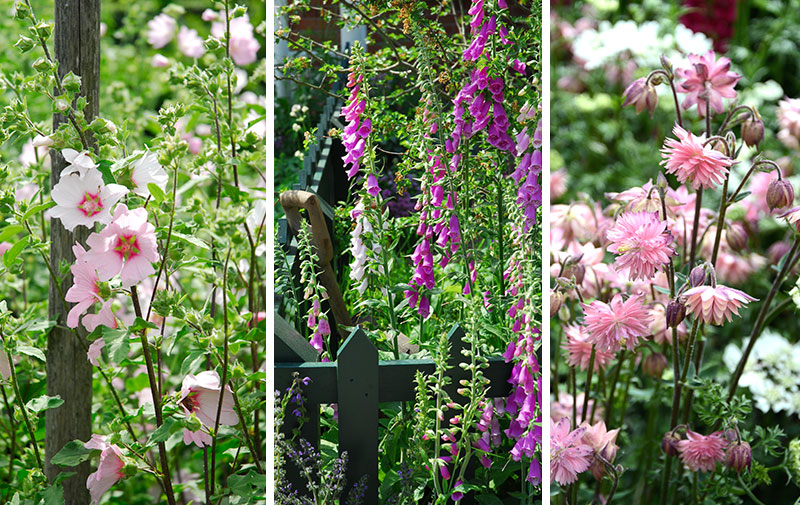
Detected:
[
  {"left": 666, "top": 299, "right": 686, "bottom": 328},
  {"left": 741, "top": 113, "right": 765, "bottom": 147},
  {"left": 726, "top": 441, "right": 752, "bottom": 473},
  {"left": 662, "top": 431, "right": 681, "bottom": 457},
  {"left": 643, "top": 352, "right": 668, "bottom": 378},
  {"left": 689, "top": 265, "right": 706, "bottom": 287},
  {"left": 766, "top": 178, "right": 794, "bottom": 211},
  {"left": 550, "top": 291, "right": 564, "bottom": 318},
  {"left": 726, "top": 223, "right": 748, "bottom": 252}
]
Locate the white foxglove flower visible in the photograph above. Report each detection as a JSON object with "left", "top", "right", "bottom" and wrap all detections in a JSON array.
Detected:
[
  {"left": 130, "top": 150, "right": 168, "bottom": 198},
  {"left": 51, "top": 168, "right": 128, "bottom": 231}
]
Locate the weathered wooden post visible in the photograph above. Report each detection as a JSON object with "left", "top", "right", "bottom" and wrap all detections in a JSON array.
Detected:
[{"left": 46, "top": 1, "right": 100, "bottom": 502}]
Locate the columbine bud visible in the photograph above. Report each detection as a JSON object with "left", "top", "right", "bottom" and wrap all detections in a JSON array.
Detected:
[
  {"left": 689, "top": 265, "right": 706, "bottom": 287},
  {"left": 741, "top": 115, "right": 765, "bottom": 147},
  {"left": 573, "top": 263, "right": 586, "bottom": 285},
  {"left": 622, "top": 77, "right": 658, "bottom": 117},
  {"left": 666, "top": 299, "right": 686, "bottom": 328},
  {"left": 726, "top": 441, "right": 752, "bottom": 473},
  {"left": 660, "top": 54, "right": 672, "bottom": 72},
  {"left": 643, "top": 352, "right": 668, "bottom": 378},
  {"left": 766, "top": 178, "right": 794, "bottom": 211},
  {"left": 726, "top": 223, "right": 747, "bottom": 252},
  {"left": 662, "top": 431, "right": 681, "bottom": 457},
  {"left": 550, "top": 291, "right": 563, "bottom": 318},
  {"left": 657, "top": 171, "right": 668, "bottom": 191}
]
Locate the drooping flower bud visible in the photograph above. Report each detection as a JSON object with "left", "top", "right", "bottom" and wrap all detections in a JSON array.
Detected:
[
  {"left": 725, "top": 440, "right": 752, "bottom": 473},
  {"left": 550, "top": 291, "right": 563, "bottom": 318},
  {"left": 643, "top": 352, "right": 668, "bottom": 378},
  {"left": 741, "top": 115, "right": 765, "bottom": 147},
  {"left": 726, "top": 223, "right": 747, "bottom": 252},
  {"left": 622, "top": 77, "right": 658, "bottom": 117},
  {"left": 766, "top": 178, "right": 794, "bottom": 211},
  {"left": 662, "top": 431, "right": 681, "bottom": 457},
  {"left": 572, "top": 263, "right": 586, "bottom": 285},
  {"left": 689, "top": 265, "right": 706, "bottom": 287},
  {"left": 666, "top": 299, "right": 686, "bottom": 328}
]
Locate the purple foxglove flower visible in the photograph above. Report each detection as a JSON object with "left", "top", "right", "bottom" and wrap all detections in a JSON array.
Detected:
[
  {"left": 347, "top": 160, "right": 360, "bottom": 179},
  {"left": 488, "top": 78, "right": 504, "bottom": 96},
  {"left": 533, "top": 121, "right": 542, "bottom": 147},
  {"left": 318, "top": 318, "right": 331, "bottom": 335},
  {"left": 498, "top": 25, "right": 511, "bottom": 44},
  {"left": 516, "top": 129, "right": 530, "bottom": 156},
  {"left": 366, "top": 174, "right": 380, "bottom": 197},
  {"left": 470, "top": 5, "right": 484, "bottom": 29},
  {"left": 512, "top": 59, "right": 526, "bottom": 74},
  {"left": 358, "top": 118, "right": 372, "bottom": 138},
  {"left": 498, "top": 0, "right": 507, "bottom": 8},
  {"left": 418, "top": 295, "right": 430, "bottom": 317},
  {"left": 476, "top": 68, "right": 489, "bottom": 90}
]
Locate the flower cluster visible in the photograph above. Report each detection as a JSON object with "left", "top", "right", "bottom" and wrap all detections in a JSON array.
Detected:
[
  {"left": 663, "top": 427, "right": 751, "bottom": 474},
  {"left": 341, "top": 67, "right": 368, "bottom": 180}
]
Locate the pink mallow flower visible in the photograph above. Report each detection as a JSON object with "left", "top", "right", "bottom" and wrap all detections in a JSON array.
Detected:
[
  {"left": 682, "top": 284, "right": 757, "bottom": 326},
  {"left": 87, "top": 338, "right": 105, "bottom": 367},
  {"left": 65, "top": 244, "right": 103, "bottom": 329},
  {"left": 177, "top": 26, "right": 205, "bottom": 58},
  {"left": 83, "top": 300, "right": 118, "bottom": 333},
  {"left": 607, "top": 211, "right": 674, "bottom": 281},
  {"left": 84, "top": 436, "right": 125, "bottom": 504},
  {"left": 676, "top": 51, "right": 740, "bottom": 117},
  {"left": 179, "top": 371, "right": 238, "bottom": 444},
  {"left": 581, "top": 294, "right": 652, "bottom": 353},
  {"left": 147, "top": 14, "right": 176, "bottom": 49},
  {"left": 551, "top": 417, "right": 593, "bottom": 485},
  {"left": 661, "top": 125, "right": 733, "bottom": 190},
  {"left": 677, "top": 430, "right": 727, "bottom": 472},
  {"left": 51, "top": 169, "right": 127, "bottom": 232},
  {"left": 85, "top": 204, "right": 159, "bottom": 288}
]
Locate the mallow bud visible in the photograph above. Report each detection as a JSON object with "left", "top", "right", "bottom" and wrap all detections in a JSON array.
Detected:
[
  {"left": 666, "top": 299, "right": 686, "bottom": 328},
  {"left": 766, "top": 178, "right": 794, "bottom": 211},
  {"left": 689, "top": 266, "right": 706, "bottom": 287},
  {"left": 642, "top": 352, "right": 668, "bottom": 378},
  {"left": 726, "top": 441, "right": 752, "bottom": 473}
]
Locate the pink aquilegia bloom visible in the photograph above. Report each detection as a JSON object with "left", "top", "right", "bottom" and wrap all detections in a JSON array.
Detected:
[
  {"left": 581, "top": 294, "right": 652, "bottom": 353},
  {"left": 84, "top": 436, "right": 125, "bottom": 504},
  {"left": 581, "top": 420, "right": 620, "bottom": 480},
  {"left": 562, "top": 324, "right": 615, "bottom": 372},
  {"left": 179, "top": 371, "right": 238, "bottom": 447},
  {"left": 51, "top": 169, "right": 127, "bottom": 232},
  {"left": 677, "top": 430, "right": 727, "bottom": 472},
  {"left": 777, "top": 98, "right": 800, "bottom": 149},
  {"left": 661, "top": 125, "right": 733, "bottom": 190},
  {"left": 147, "top": 14, "right": 176, "bottom": 49},
  {"left": 85, "top": 204, "right": 159, "bottom": 288},
  {"left": 550, "top": 417, "right": 593, "bottom": 485},
  {"left": 683, "top": 285, "right": 757, "bottom": 325},
  {"left": 607, "top": 211, "right": 675, "bottom": 281},
  {"left": 676, "top": 51, "right": 740, "bottom": 117},
  {"left": 130, "top": 150, "right": 168, "bottom": 198},
  {"left": 177, "top": 26, "right": 205, "bottom": 58}
]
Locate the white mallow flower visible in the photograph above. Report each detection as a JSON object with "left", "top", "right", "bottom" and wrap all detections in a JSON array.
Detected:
[
  {"left": 61, "top": 149, "right": 97, "bottom": 178},
  {"left": 50, "top": 168, "right": 128, "bottom": 231},
  {"left": 32, "top": 134, "right": 54, "bottom": 148},
  {"left": 130, "top": 150, "right": 168, "bottom": 198},
  {"left": 246, "top": 199, "right": 267, "bottom": 235}
]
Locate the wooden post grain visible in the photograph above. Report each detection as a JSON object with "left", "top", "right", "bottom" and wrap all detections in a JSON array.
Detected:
[{"left": 46, "top": 1, "right": 99, "bottom": 503}]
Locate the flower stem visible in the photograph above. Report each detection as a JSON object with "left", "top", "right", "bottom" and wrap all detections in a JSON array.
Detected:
[
  {"left": 3, "top": 343, "right": 42, "bottom": 472},
  {"left": 581, "top": 346, "right": 596, "bottom": 423}
]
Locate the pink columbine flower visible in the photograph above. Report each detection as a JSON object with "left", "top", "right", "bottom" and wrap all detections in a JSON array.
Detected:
[
  {"left": 180, "top": 371, "right": 238, "bottom": 430},
  {"left": 147, "top": 14, "right": 176, "bottom": 49},
  {"left": 780, "top": 205, "right": 800, "bottom": 232},
  {"left": 51, "top": 169, "right": 128, "bottom": 232},
  {"left": 581, "top": 294, "right": 651, "bottom": 353},
  {"left": 60, "top": 148, "right": 98, "bottom": 178},
  {"left": 177, "top": 26, "right": 205, "bottom": 58},
  {"left": 562, "top": 324, "right": 615, "bottom": 372},
  {"left": 607, "top": 211, "right": 675, "bottom": 280},
  {"left": 682, "top": 285, "right": 757, "bottom": 325},
  {"left": 85, "top": 204, "right": 159, "bottom": 288},
  {"left": 85, "top": 437, "right": 125, "bottom": 504},
  {"left": 581, "top": 421, "right": 620, "bottom": 480},
  {"left": 551, "top": 417, "right": 593, "bottom": 485},
  {"left": 677, "top": 430, "right": 727, "bottom": 472},
  {"left": 130, "top": 150, "right": 168, "bottom": 198},
  {"left": 661, "top": 125, "right": 733, "bottom": 190},
  {"left": 65, "top": 244, "right": 103, "bottom": 328},
  {"left": 676, "top": 51, "right": 741, "bottom": 117}
]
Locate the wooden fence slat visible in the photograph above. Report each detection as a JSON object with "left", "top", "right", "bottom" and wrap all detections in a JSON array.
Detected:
[
  {"left": 275, "top": 314, "right": 320, "bottom": 363},
  {"left": 337, "top": 328, "right": 379, "bottom": 505}
]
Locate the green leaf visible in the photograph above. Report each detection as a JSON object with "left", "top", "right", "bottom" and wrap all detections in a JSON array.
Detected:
[
  {"left": 148, "top": 417, "right": 178, "bottom": 444},
  {"left": 172, "top": 232, "right": 209, "bottom": 250},
  {"left": 40, "top": 484, "right": 64, "bottom": 505},
  {"left": 17, "top": 345, "right": 46, "bottom": 362},
  {"left": 130, "top": 317, "right": 159, "bottom": 332},
  {"left": 102, "top": 327, "right": 129, "bottom": 364},
  {"left": 3, "top": 236, "right": 29, "bottom": 268},
  {"left": 180, "top": 349, "right": 206, "bottom": 376},
  {"left": 51, "top": 440, "right": 91, "bottom": 467},
  {"left": 0, "top": 224, "right": 24, "bottom": 243},
  {"left": 21, "top": 200, "right": 55, "bottom": 222},
  {"left": 733, "top": 191, "right": 751, "bottom": 203},
  {"left": 52, "top": 472, "right": 76, "bottom": 485},
  {"left": 147, "top": 183, "right": 166, "bottom": 203},
  {"left": 26, "top": 395, "right": 64, "bottom": 413},
  {"left": 96, "top": 160, "right": 116, "bottom": 185}
]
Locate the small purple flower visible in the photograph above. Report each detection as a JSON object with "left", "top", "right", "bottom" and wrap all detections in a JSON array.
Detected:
[{"left": 366, "top": 174, "right": 380, "bottom": 197}]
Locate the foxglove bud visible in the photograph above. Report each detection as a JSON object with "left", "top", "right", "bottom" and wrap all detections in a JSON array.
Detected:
[
  {"left": 726, "top": 223, "right": 747, "bottom": 252},
  {"left": 662, "top": 431, "right": 681, "bottom": 457},
  {"left": 726, "top": 441, "right": 752, "bottom": 473},
  {"left": 766, "top": 178, "right": 794, "bottom": 211},
  {"left": 689, "top": 265, "right": 706, "bottom": 287},
  {"left": 643, "top": 352, "right": 668, "bottom": 378},
  {"left": 622, "top": 77, "right": 658, "bottom": 116},
  {"left": 666, "top": 299, "right": 686, "bottom": 328},
  {"left": 788, "top": 439, "right": 800, "bottom": 485},
  {"left": 550, "top": 291, "right": 563, "bottom": 318},
  {"left": 741, "top": 115, "right": 765, "bottom": 147}
]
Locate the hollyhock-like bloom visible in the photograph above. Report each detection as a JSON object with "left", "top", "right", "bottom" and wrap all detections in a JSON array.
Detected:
[
  {"left": 607, "top": 211, "right": 675, "bottom": 280},
  {"left": 151, "top": 54, "right": 169, "bottom": 67},
  {"left": 147, "top": 14, "right": 176, "bottom": 49},
  {"left": 61, "top": 149, "right": 97, "bottom": 178},
  {"left": 87, "top": 338, "right": 105, "bottom": 367},
  {"left": 65, "top": 244, "right": 104, "bottom": 328},
  {"left": 180, "top": 371, "right": 238, "bottom": 430},
  {"left": 551, "top": 417, "right": 593, "bottom": 485},
  {"left": 85, "top": 438, "right": 125, "bottom": 504},
  {"left": 83, "top": 300, "right": 117, "bottom": 333},
  {"left": 683, "top": 285, "right": 757, "bottom": 325},
  {"left": 178, "top": 26, "right": 205, "bottom": 58},
  {"left": 213, "top": 16, "right": 261, "bottom": 66},
  {"left": 562, "top": 324, "right": 615, "bottom": 372},
  {"left": 51, "top": 170, "right": 128, "bottom": 232},
  {"left": 130, "top": 151, "right": 168, "bottom": 197},
  {"left": 677, "top": 430, "right": 727, "bottom": 472},
  {"left": 661, "top": 125, "right": 733, "bottom": 190},
  {"left": 84, "top": 204, "right": 159, "bottom": 288},
  {"left": 582, "top": 294, "right": 651, "bottom": 352},
  {"left": 676, "top": 51, "right": 740, "bottom": 117}
]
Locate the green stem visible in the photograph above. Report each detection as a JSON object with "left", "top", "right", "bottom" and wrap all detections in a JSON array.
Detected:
[{"left": 5, "top": 346, "right": 42, "bottom": 471}]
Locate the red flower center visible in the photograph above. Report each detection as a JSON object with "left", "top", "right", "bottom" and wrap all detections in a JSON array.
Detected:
[
  {"left": 114, "top": 234, "right": 140, "bottom": 261},
  {"left": 78, "top": 192, "right": 103, "bottom": 217}
]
